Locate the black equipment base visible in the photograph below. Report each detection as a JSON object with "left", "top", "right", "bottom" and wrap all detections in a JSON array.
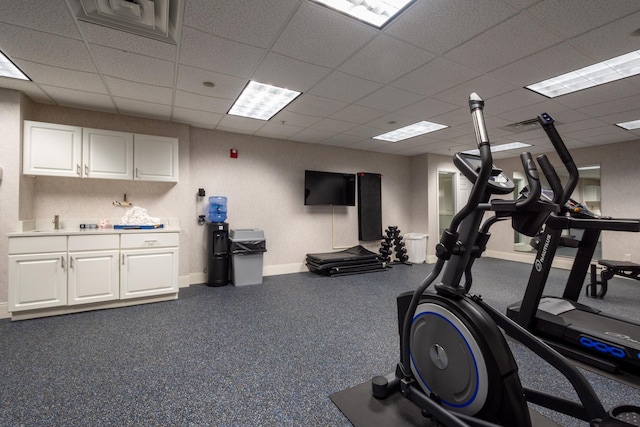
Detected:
[{"left": 330, "top": 380, "right": 560, "bottom": 427}]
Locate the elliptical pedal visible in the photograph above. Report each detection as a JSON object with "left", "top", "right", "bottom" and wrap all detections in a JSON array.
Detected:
[{"left": 609, "top": 406, "right": 640, "bottom": 426}]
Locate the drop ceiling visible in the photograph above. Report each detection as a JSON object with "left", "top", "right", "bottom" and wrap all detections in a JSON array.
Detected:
[{"left": 1, "top": 0, "right": 640, "bottom": 158}]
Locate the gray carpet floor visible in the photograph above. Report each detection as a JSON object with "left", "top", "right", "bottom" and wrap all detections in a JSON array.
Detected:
[{"left": 1, "top": 257, "right": 640, "bottom": 426}]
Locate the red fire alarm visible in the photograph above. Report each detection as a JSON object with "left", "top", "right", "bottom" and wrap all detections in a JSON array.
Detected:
[{"left": 230, "top": 148, "right": 238, "bottom": 158}]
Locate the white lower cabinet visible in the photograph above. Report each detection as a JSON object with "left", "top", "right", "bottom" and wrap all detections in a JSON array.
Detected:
[
  {"left": 8, "top": 252, "right": 67, "bottom": 312},
  {"left": 8, "top": 232, "right": 179, "bottom": 318},
  {"left": 68, "top": 235, "right": 120, "bottom": 305},
  {"left": 120, "top": 233, "right": 179, "bottom": 299}
]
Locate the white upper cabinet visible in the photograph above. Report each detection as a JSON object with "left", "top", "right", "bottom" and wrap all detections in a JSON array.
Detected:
[
  {"left": 23, "top": 121, "right": 82, "bottom": 177},
  {"left": 134, "top": 134, "right": 179, "bottom": 182},
  {"left": 23, "top": 121, "right": 178, "bottom": 182},
  {"left": 82, "top": 127, "right": 134, "bottom": 180}
]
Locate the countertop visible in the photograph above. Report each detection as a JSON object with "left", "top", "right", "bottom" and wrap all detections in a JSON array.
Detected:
[{"left": 8, "top": 226, "right": 181, "bottom": 237}]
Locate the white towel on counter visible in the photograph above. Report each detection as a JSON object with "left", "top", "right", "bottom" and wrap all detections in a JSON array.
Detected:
[{"left": 120, "top": 206, "right": 161, "bottom": 225}]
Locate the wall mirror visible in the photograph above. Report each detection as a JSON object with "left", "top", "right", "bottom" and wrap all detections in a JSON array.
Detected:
[{"left": 514, "top": 164, "right": 601, "bottom": 260}]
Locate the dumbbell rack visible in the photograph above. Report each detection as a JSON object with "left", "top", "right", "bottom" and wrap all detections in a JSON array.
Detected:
[{"left": 378, "top": 226, "right": 410, "bottom": 265}]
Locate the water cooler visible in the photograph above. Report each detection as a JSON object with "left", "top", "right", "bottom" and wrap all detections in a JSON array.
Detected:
[
  {"left": 206, "top": 196, "right": 229, "bottom": 287},
  {"left": 206, "top": 222, "right": 229, "bottom": 286}
]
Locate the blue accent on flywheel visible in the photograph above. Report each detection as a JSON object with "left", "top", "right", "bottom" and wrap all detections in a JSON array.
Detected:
[{"left": 410, "top": 311, "right": 479, "bottom": 409}]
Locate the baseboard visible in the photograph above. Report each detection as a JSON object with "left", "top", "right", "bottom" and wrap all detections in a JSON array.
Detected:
[
  {"left": 263, "top": 263, "right": 308, "bottom": 276},
  {"left": 0, "top": 302, "right": 8, "bottom": 320}
]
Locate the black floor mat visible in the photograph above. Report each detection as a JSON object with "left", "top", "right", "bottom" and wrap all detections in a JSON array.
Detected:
[{"left": 330, "top": 380, "right": 561, "bottom": 427}]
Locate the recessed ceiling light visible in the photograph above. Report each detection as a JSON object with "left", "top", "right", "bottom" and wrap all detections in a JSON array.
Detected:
[
  {"left": 228, "top": 81, "right": 301, "bottom": 121},
  {"left": 372, "top": 121, "right": 448, "bottom": 142},
  {"left": 616, "top": 119, "right": 640, "bottom": 130},
  {"left": 202, "top": 81, "right": 215, "bottom": 88},
  {"left": 0, "top": 50, "right": 30, "bottom": 81},
  {"left": 526, "top": 49, "right": 640, "bottom": 98},
  {"left": 310, "top": 0, "right": 415, "bottom": 28},
  {"left": 463, "top": 142, "right": 532, "bottom": 155}
]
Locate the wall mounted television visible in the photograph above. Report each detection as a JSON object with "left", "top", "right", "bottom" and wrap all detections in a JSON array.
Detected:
[{"left": 304, "top": 170, "right": 356, "bottom": 206}]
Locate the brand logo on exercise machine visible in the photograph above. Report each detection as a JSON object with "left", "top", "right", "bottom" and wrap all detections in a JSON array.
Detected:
[
  {"left": 534, "top": 234, "right": 552, "bottom": 272},
  {"left": 605, "top": 331, "right": 640, "bottom": 346}
]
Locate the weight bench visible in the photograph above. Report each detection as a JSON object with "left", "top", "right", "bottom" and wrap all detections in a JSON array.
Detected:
[{"left": 586, "top": 259, "right": 640, "bottom": 298}]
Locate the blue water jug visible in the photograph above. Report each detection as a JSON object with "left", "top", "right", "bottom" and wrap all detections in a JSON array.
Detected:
[{"left": 208, "top": 196, "right": 227, "bottom": 222}]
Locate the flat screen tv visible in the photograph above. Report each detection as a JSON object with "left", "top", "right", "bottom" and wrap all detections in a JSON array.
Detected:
[{"left": 304, "top": 170, "right": 356, "bottom": 206}]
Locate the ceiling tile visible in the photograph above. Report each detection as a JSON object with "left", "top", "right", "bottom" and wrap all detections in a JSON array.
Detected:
[
  {"left": 309, "top": 71, "right": 382, "bottom": 103},
  {"left": 172, "top": 107, "right": 223, "bottom": 129},
  {"left": 183, "top": 0, "right": 300, "bottom": 48},
  {"left": 40, "top": 85, "right": 116, "bottom": 113},
  {"left": 357, "top": 86, "right": 425, "bottom": 113},
  {"left": 271, "top": 2, "right": 376, "bottom": 68},
  {"left": 0, "top": 1, "right": 81, "bottom": 39},
  {"left": 570, "top": 11, "right": 640, "bottom": 61},
  {"left": 527, "top": 0, "right": 640, "bottom": 39},
  {"left": 286, "top": 94, "right": 348, "bottom": 118},
  {"left": 0, "top": 78, "right": 53, "bottom": 104},
  {"left": 339, "top": 34, "right": 434, "bottom": 84},
  {"left": 180, "top": 27, "right": 266, "bottom": 78},
  {"left": 79, "top": 22, "right": 176, "bottom": 62},
  {"left": 19, "top": 61, "right": 107, "bottom": 94},
  {"left": 330, "top": 104, "right": 386, "bottom": 124},
  {"left": 488, "top": 43, "right": 595, "bottom": 88},
  {"left": 289, "top": 128, "right": 333, "bottom": 143},
  {"left": 393, "top": 58, "right": 480, "bottom": 96},
  {"left": 444, "top": 13, "right": 563, "bottom": 73},
  {"left": 384, "top": 0, "right": 518, "bottom": 54},
  {"left": 176, "top": 65, "right": 246, "bottom": 100},
  {"left": 270, "top": 110, "right": 322, "bottom": 128},
  {"left": 577, "top": 93, "right": 640, "bottom": 118},
  {"left": 252, "top": 52, "right": 331, "bottom": 92},
  {"left": 90, "top": 44, "right": 174, "bottom": 87},
  {"left": 1, "top": 23, "right": 95, "bottom": 72},
  {"left": 217, "top": 115, "right": 266, "bottom": 134},
  {"left": 114, "top": 98, "right": 171, "bottom": 120},
  {"left": 311, "top": 118, "right": 357, "bottom": 133},
  {"left": 256, "top": 122, "right": 304, "bottom": 139},
  {"left": 396, "top": 97, "right": 460, "bottom": 121},
  {"left": 105, "top": 77, "right": 172, "bottom": 105},
  {"left": 174, "top": 91, "right": 233, "bottom": 114},
  {"left": 434, "top": 75, "right": 519, "bottom": 107},
  {"left": 552, "top": 80, "right": 640, "bottom": 110}
]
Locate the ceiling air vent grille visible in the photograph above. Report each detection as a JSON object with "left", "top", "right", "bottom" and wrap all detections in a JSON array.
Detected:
[{"left": 69, "top": 0, "right": 183, "bottom": 44}]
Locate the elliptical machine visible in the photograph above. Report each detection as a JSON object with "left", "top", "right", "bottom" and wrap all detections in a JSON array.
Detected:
[{"left": 371, "top": 93, "right": 640, "bottom": 427}]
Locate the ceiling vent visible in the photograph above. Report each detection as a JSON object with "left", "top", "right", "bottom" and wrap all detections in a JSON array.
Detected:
[
  {"left": 499, "top": 117, "right": 559, "bottom": 133},
  {"left": 68, "top": 0, "right": 184, "bottom": 44}
]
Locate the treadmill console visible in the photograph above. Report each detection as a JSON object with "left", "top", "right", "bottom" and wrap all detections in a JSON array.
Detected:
[{"left": 454, "top": 152, "right": 514, "bottom": 195}]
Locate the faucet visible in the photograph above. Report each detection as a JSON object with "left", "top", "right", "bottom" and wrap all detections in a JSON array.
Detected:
[{"left": 53, "top": 215, "right": 60, "bottom": 230}]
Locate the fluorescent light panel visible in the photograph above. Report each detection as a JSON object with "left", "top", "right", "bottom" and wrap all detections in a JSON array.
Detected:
[
  {"left": 463, "top": 142, "right": 531, "bottom": 155},
  {"left": 616, "top": 119, "right": 640, "bottom": 130},
  {"left": 311, "top": 0, "right": 414, "bottom": 28},
  {"left": 373, "top": 121, "right": 448, "bottom": 142},
  {"left": 0, "top": 50, "right": 29, "bottom": 81},
  {"left": 228, "top": 81, "right": 301, "bottom": 121},
  {"left": 527, "top": 50, "right": 640, "bottom": 98}
]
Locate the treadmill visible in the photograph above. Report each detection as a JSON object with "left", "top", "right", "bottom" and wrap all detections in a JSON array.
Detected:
[{"left": 506, "top": 113, "right": 640, "bottom": 374}]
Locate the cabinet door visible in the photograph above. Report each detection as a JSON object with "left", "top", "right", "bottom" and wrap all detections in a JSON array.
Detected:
[
  {"left": 82, "top": 128, "right": 134, "bottom": 180},
  {"left": 23, "top": 121, "right": 82, "bottom": 177},
  {"left": 134, "top": 134, "right": 179, "bottom": 182},
  {"left": 68, "top": 250, "right": 120, "bottom": 305},
  {"left": 9, "top": 253, "right": 67, "bottom": 312},
  {"left": 120, "top": 247, "right": 178, "bottom": 299}
]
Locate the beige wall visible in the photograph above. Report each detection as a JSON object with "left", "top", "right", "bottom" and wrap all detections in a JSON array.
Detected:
[{"left": 0, "top": 88, "right": 413, "bottom": 309}]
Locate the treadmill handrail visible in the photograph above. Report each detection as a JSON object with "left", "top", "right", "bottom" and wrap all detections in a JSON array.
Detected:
[{"left": 546, "top": 214, "right": 640, "bottom": 232}]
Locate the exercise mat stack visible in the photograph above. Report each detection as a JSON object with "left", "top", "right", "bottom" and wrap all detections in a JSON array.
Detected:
[{"left": 306, "top": 245, "right": 387, "bottom": 277}]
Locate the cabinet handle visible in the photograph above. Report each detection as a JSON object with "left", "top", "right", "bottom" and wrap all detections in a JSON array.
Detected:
[
  {"left": 70, "top": 257, "right": 74, "bottom": 269},
  {"left": 122, "top": 254, "right": 125, "bottom": 265},
  {"left": 61, "top": 256, "right": 65, "bottom": 270},
  {"left": 145, "top": 239, "right": 158, "bottom": 245},
  {"left": 135, "top": 167, "right": 139, "bottom": 178},
  {"left": 85, "top": 164, "right": 89, "bottom": 176},
  {"left": 77, "top": 164, "right": 81, "bottom": 176}
]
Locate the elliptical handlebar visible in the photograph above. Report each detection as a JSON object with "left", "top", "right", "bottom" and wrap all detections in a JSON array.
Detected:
[
  {"left": 538, "top": 113, "right": 579, "bottom": 205},
  {"left": 536, "top": 154, "right": 564, "bottom": 205},
  {"left": 515, "top": 152, "right": 541, "bottom": 210}
]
